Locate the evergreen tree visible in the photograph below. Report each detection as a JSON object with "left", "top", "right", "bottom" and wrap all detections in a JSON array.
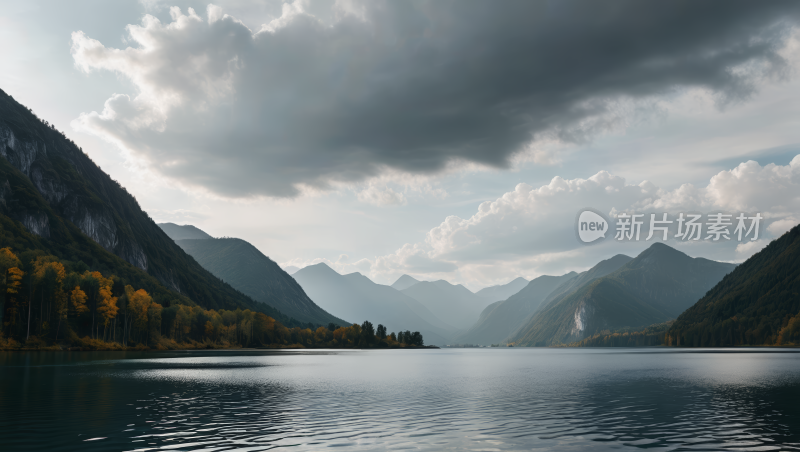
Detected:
[{"left": 360, "top": 320, "right": 375, "bottom": 346}]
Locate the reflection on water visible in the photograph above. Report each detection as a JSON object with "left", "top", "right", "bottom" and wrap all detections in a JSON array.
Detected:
[{"left": 2, "top": 348, "right": 800, "bottom": 451}]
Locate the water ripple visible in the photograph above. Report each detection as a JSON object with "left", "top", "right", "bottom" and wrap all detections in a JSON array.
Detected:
[{"left": 2, "top": 349, "right": 800, "bottom": 451}]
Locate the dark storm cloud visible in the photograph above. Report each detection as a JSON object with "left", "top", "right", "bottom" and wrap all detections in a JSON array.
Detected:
[{"left": 73, "top": 0, "right": 800, "bottom": 198}]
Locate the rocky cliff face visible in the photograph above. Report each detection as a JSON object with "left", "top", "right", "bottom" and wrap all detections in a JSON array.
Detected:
[
  {"left": 1, "top": 126, "right": 40, "bottom": 176},
  {"left": 0, "top": 89, "right": 295, "bottom": 321},
  {"left": 1, "top": 124, "right": 148, "bottom": 270}
]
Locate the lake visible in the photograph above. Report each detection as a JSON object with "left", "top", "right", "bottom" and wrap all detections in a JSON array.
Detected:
[{"left": 1, "top": 348, "right": 799, "bottom": 451}]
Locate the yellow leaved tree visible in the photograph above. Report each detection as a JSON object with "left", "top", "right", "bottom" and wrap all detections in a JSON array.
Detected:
[
  {"left": 126, "top": 285, "right": 153, "bottom": 345},
  {"left": 70, "top": 287, "right": 88, "bottom": 315},
  {"left": 86, "top": 271, "right": 118, "bottom": 341},
  {"left": 81, "top": 271, "right": 117, "bottom": 340}
]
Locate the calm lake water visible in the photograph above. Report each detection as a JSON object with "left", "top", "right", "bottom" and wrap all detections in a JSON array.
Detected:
[{"left": 2, "top": 348, "right": 800, "bottom": 451}]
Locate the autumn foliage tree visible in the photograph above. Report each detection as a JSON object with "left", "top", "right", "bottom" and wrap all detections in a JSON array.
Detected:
[{"left": 0, "top": 248, "right": 426, "bottom": 350}]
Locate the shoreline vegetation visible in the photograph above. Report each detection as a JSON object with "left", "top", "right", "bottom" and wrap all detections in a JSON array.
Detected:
[
  {"left": 0, "top": 247, "right": 429, "bottom": 352},
  {"left": 3, "top": 223, "right": 797, "bottom": 352}
]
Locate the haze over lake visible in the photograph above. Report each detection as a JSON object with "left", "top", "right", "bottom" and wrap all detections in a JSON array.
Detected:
[{"left": 2, "top": 348, "right": 800, "bottom": 451}]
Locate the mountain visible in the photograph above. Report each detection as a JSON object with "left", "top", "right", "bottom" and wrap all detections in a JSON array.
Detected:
[
  {"left": 540, "top": 254, "right": 634, "bottom": 308},
  {"left": 158, "top": 223, "right": 213, "bottom": 240},
  {"left": 283, "top": 265, "right": 300, "bottom": 275},
  {"left": 157, "top": 224, "right": 348, "bottom": 327},
  {"left": 0, "top": 88, "right": 294, "bottom": 322},
  {"left": 457, "top": 255, "right": 632, "bottom": 346},
  {"left": 391, "top": 274, "right": 422, "bottom": 291},
  {"left": 669, "top": 224, "right": 800, "bottom": 346},
  {"left": 474, "top": 277, "right": 529, "bottom": 303},
  {"left": 510, "top": 243, "right": 736, "bottom": 346},
  {"left": 400, "top": 280, "right": 492, "bottom": 331},
  {"left": 456, "top": 272, "right": 577, "bottom": 345},
  {"left": 292, "top": 263, "right": 452, "bottom": 345}
]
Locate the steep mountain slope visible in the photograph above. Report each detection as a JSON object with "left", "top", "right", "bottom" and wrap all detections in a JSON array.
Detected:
[
  {"left": 400, "top": 280, "right": 492, "bottom": 330},
  {"left": 511, "top": 244, "right": 736, "bottom": 346},
  {"left": 391, "top": 274, "right": 421, "bottom": 291},
  {"left": 166, "top": 233, "right": 349, "bottom": 327},
  {"left": 158, "top": 223, "right": 213, "bottom": 240},
  {"left": 669, "top": 224, "right": 800, "bottom": 346},
  {"left": 474, "top": 277, "right": 529, "bottom": 303},
  {"left": 456, "top": 272, "right": 577, "bottom": 345},
  {"left": 541, "top": 254, "right": 633, "bottom": 308},
  {"left": 293, "top": 263, "right": 451, "bottom": 345},
  {"left": 605, "top": 243, "right": 736, "bottom": 318},
  {"left": 515, "top": 278, "right": 673, "bottom": 346},
  {"left": 0, "top": 88, "right": 291, "bottom": 320}
]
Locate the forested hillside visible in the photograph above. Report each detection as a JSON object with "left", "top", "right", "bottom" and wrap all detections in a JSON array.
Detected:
[
  {"left": 510, "top": 244, "right": 734, "bottom": 346},
  {"left": 0, "top": 88, "right": 354, "bottom": 351},
  {"left": 668, "top": 224, "right": 800, "bottom": 346},
  {"left": 0, "top": 88, "right": 287, "bottom": 318},
  {"left": 0, "top": 245, "right": 425, "bottom": 350},
  {"left": 171, "top": 235, "right": 349, "bottom": 327}
]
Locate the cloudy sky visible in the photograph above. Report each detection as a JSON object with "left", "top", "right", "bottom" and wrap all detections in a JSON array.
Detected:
[{"left": 3, "top": 0, "right": 800, "bottom": 290}]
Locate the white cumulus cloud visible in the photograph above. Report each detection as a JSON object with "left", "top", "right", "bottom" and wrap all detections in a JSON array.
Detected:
[{"left": 294, "top": 155, "right": 800, "bottom": 289}]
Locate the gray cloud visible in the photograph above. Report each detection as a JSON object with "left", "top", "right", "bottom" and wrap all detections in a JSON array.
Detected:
[{"left": 73, "top": 1, "right": 800, "bottom": 198}]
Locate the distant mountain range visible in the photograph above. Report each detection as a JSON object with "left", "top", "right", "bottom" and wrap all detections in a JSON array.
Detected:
[
  {"left": 399, "top": 280, "right": 495, "bottom": 331},
  {"left": 669, "top": 224, "right": 800, "bottom": 346},
  {"left": 391, "top": 274, "right": 422, "bottom": 291},
  {"left": 474, "top": 277, "right": 529, "bottom": 303},
  {"left": 293, "top": 263, "right": 452, "bottom": 345},
  {"left": 282, "top": 265, "right": 300, "bottom": 275},
  {"left": 159, "top": 224, "right": 348, "bottom": 327},
  {"left": 509, "top": 243, "right": 736, "bottom": 346},
  {"left": 391, "top": 274, "right": 529, "bottom": 306},
  {"left": 456, "top": 272, "right": 577, "bottom": 346}
]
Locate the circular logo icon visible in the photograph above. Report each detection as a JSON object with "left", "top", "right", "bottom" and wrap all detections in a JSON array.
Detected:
[{"left": 576, "top": 209, "right": 609, "bottom": 244}]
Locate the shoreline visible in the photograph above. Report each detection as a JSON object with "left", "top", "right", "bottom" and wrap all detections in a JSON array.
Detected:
[{"left": 0, "top": 345, "right": 441, "bottom": 352}]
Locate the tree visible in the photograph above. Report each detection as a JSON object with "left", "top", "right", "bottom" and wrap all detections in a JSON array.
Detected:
[
  {"left": 81, "top": 272, "right": 101, "bottom": 338},
  {"left": 147, "top": 302, "right": 163, "bottom": 343},
  {"left": 82, "top": 271, "right": 117, "bottom": 340},
  {"left": 315, "top": 326, "right": 332, "bottom": 344},
  {"left": 0, "top": 248, "right": 21, "bottom": 327},
  {"left": 376, "top": 324, "right": 387, "bottom": 340},
  {"left": 97, "top": 288, "right": 119, "bottom": 341},
  {"left": 5, "top": 267, "right": 24, "bottom": 332},
  {"left": 128, "top": 287, "right": 153, "bottom": 344},
  {"left": 70, "top": 287, "right": 88, "bottom": 315},
  {"left": 360, "top": 320, "right": 375, "bottom": 346},
  {"left": 32, "top": 258, "right": 66, "bottom": 337},
  {"left": 52, "top": 280, "right": 68, "bottom": 341}
]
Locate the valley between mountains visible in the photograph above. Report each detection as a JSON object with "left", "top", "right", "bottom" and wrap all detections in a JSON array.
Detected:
[
  {"left": 2, "top": 86, "right": 799, "bottom": 349},
  {"left": 163, "top": 221, "right": 800, "bottom": 348}
]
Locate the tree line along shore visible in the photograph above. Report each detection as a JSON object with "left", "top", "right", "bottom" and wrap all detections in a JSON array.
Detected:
[{"left": 0, "top": 248, "right": 428, "bottom": 351}]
